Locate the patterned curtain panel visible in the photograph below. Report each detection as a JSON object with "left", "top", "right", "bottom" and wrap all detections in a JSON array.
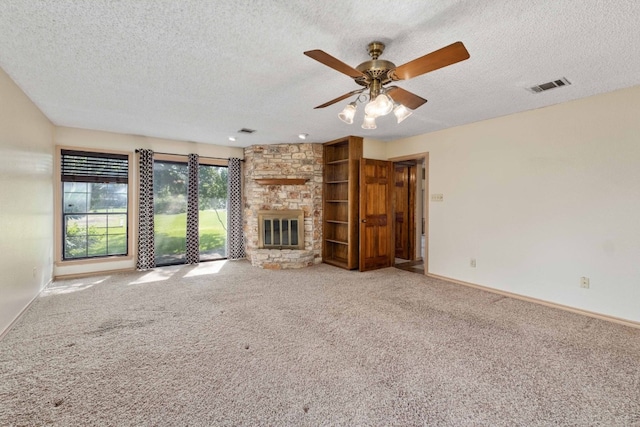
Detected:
[
  {"left": 185, "top": 154, "right": 200, "bottom": 264},
  {"left": 227, "top": 157, "right": 245, "bottom": 260},
  {"left": 136, "top": 149, "right": 155, "bottom": 270}
]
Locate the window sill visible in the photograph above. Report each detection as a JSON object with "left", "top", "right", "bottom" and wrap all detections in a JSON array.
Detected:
[{"left": 55, "top": 255, "right": 134, "bottom": 267}]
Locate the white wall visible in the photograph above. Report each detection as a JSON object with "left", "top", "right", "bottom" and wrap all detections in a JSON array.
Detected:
[
  {"left": 388, "top": 85, "right": 640, "bottom": 323},
  {"left": 54, "top": 127, "right": 244, "bottom": 277},
  {"left": 0, "top": 68, "right": 54, "bottom": 335}
]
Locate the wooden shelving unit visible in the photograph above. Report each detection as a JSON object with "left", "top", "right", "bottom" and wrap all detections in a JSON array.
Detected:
[{"left": 322, "top": 136, "right": 363, "bottom": 270}]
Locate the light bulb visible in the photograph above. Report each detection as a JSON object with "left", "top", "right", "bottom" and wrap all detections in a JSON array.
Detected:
[
  {"left": 361, "top": 115, "right": 377, "bottom": 129},
  {"left": 393, "top": 103, "right": 412, "bottom": 123},
  {"left": 338, "top": 102, "right": 357, "bottom": 124}
]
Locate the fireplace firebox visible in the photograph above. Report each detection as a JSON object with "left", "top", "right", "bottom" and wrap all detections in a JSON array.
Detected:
[{"left": 257, "top": 210, "right": 304, "bottom": 250}]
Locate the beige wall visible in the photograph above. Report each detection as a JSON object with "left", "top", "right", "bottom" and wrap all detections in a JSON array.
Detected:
[
  {"left": 386, "top": 85, "right": 640, "bottom": 323},
  {"left": 0, "top": 68, "right": 55, "bottom": 335},
  {"left": 363, "top": 137, "right": 387, "bottom": 160},
  {"left": 54, "top": 127, "right": 244, "bottom": 277},
  {"left": 55, "top": 127, "right": 244, "bottom": 159}
]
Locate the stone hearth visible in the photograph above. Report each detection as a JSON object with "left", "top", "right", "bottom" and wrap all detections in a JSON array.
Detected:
[{"left": 243, "top": 143, "right": 323, "bottom": 269}]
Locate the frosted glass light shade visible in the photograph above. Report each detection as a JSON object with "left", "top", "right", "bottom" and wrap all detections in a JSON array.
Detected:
[
  {"left": 364, "top": 94, "right": 393, "bottom": 118},
  {"left": 393, "top": 103, "right": 412, "bottom": 123},
  {"left": 361, "top": 115, "right": 377, "bottom": 129},
  {"left": 338, "top": 102, "right": 357, "bottom": 124}
]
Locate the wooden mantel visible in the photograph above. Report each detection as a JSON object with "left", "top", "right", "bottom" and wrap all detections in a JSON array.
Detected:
[{"left": 254, "top": 178, "right": 308, "bottom": 185}]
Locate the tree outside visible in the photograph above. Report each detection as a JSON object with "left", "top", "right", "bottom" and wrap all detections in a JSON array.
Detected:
[{"left": 63, "top": 182, "right": 128, "bottom": 259}]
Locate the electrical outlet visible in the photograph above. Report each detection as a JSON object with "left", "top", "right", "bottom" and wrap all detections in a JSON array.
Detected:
[
  {"left": 430, "top": 193, "right": 444, "bottom": 202},
  {"left": 580, "top": 277, "right": 590, "bottom": 289},
  {"left": 32, "top": 267, "right": 37, "bottom": 278},
  {"left": 470, "top": 258, "right": 476, "bottom": 268}
]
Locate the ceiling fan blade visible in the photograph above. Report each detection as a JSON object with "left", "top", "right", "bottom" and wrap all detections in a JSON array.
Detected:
[
  {"left": 314, "top": 89, "right": 364, "bottom": 109},
  {"left": 391, "top": 41, "right": 470, "bottom": 81},
  {"left": 386, "top": 87, "right": 428, "bottom": 110},
  {"left": 304, "top": 49, "right": 365, "bottom": 79}
]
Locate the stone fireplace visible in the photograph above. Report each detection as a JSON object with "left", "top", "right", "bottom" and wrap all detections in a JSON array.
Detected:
[{"left": 243, "top": 143, "right": 323, "bottom": 269}]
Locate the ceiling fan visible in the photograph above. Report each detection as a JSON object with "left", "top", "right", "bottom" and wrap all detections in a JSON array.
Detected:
[{"left": 304, "top": 41, "right": 470, "bottom": 128}]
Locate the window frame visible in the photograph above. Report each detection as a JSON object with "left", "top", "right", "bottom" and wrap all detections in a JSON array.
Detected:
[{"left": 55, "top": 146, "right": 134, "bottom": 266}]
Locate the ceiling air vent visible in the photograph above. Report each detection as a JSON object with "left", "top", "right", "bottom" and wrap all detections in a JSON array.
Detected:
[
  {"left": 238, "top": 128, "right": 256, "bottom": 134},
  {"left": 527, "top": 77, "right": 571, "bottom": 93}
]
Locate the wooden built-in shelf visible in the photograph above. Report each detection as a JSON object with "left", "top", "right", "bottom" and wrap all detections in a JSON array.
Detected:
[
  {"left": 323, "top": 258, "right": 349, "bottom": 269},
  {"left": 254, "top": 178, "right": 308, "bottom": 185},
  {"left": 325, "top": 239, "right": 348, "bottom": 245},
  {"left": 322, "top": 135, "right": 363, "bottom": 270}
]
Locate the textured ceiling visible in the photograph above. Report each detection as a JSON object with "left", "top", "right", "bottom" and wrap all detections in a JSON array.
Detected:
[{"left": 1, "top": 1, "right": 640, "bottom": 147}]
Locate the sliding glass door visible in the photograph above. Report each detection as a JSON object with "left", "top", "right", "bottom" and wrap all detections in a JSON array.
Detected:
[
  {"left": 153, "top": 159, "right": 228, "bottom": 266},
  {"left": 153, "top": 161, "right": 188, "bottom": 265},
  {"left": 198, "top": 164, "right": 227, "bottom": 261}
]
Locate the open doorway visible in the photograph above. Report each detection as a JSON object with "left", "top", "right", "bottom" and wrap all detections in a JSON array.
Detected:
[{"left": 390, "top": 153, "right": 428, "bottom": 274}]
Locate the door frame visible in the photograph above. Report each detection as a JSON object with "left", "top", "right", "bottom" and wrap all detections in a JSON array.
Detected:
[
  {"left": 393, "top": 160, "right": 417, "bottom": 261},
  {"left": 388, "top": 152, "right": 429, "bottom": 274}
]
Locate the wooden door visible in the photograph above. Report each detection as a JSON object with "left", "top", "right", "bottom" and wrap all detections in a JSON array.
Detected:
[
  {"left": 359, "top": 158, "right": 393, "bottom": 271},
  {"left": 394, "top": 163, "right": 416, "bottom": 260}
]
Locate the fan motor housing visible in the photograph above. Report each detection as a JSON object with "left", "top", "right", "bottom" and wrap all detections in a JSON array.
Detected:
[{"left": 355, "top": 59, "right": 396, "bottom": 86}]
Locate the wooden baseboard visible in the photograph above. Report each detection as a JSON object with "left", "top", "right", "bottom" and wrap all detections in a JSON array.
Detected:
[
  {"left": 54, "top": 267, "right": 136, "bottom": 281},
  {"left": 426, "top": 273, "right": 640, "bottom": 330}
]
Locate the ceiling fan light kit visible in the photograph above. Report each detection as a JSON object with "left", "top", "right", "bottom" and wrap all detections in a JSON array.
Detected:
[{"left": 304, "top": 40, "right": 470, "bottom": 129}]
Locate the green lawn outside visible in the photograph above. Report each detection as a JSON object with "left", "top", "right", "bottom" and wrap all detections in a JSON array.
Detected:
[
  {"left": 155, "top": 209, "right": 227, "bottom": 256},
  {"left": 65, "top": 209, "right": 227, "bottom": 260}
]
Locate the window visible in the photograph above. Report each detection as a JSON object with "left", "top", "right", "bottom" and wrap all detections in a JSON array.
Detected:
[{"left": 61, "top": 150, "right": 129, "bottom": 260}]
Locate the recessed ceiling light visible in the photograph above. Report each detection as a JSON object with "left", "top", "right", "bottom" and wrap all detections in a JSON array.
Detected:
[
  {"left": 228, "top": 136, "right": 236, "bottom": 142},
  {"left": 298, "top": 133, "right": 308, "bottom": 140}
]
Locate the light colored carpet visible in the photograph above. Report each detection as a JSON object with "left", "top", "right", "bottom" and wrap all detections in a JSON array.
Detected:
[{"left": 1, "top": 260, "right": 639, "bottom": 426}]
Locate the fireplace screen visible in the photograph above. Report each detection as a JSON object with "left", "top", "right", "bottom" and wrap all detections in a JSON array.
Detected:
[{"left": 258, "top": 210, "right": 304, "bottom": 250}]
